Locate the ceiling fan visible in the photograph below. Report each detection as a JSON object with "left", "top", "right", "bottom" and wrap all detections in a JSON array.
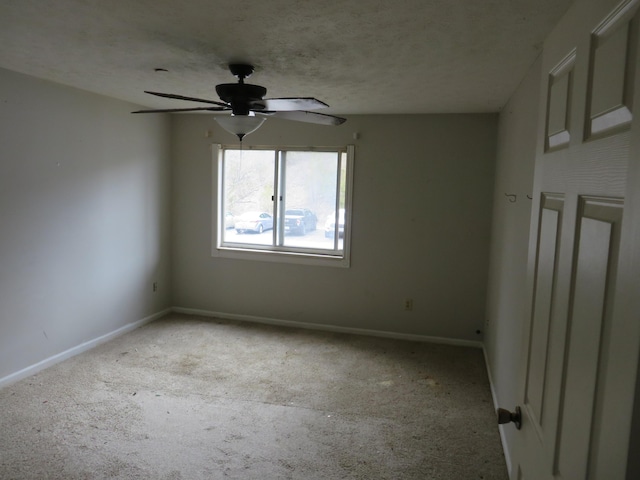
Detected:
[{"left": 132, "top": 63, "right": 346, "bottom": 140}]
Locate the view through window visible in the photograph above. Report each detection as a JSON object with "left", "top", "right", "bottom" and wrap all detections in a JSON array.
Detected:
[{"left": 216, "top": 145, "right": 353, "bottom": 262}]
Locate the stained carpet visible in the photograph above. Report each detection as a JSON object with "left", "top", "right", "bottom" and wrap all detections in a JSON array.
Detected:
[{"left": 0, "top": 314, "right": 508, "bottom": 479}]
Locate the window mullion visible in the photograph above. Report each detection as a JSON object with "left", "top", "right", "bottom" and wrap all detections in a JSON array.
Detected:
[
  {"left": 273, "top": 149, "right": 282, "bottom": 247},
  {"left": 278, "top": 150, "right": 288, "bottom": 247}
]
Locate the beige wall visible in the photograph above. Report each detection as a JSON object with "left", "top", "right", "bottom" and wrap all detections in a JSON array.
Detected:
[
  {"left": 171, "top": 113, "right": 497, "bottom": 341},
  {"left": 0, "top": 68, "right": 172, "bottom": 381},
  {"left": 0, "top": 67, "right": 498, "bottom": 382},
  {"left": 483, "top": 56, "right": 541, "bottom": 467}
]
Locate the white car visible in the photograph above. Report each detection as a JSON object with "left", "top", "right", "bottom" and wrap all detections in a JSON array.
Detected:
[
  {"left": 235, "top": 211, "right": 273, "bottom": 234},
  {"left": 324, "top": 209, "right": 345, "bottom": 238},
  {"left": 224, "top": 212, "right": 235, "bottom": 229}
]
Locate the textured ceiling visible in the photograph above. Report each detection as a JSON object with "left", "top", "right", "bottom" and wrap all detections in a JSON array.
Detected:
[{"left": 0, "top": 0, "right": 573, "bottom": 115}]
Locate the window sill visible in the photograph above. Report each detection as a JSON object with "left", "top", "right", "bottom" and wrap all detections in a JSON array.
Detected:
[{"left": 212, "top": 245, "right": 350, "bottom": 267}]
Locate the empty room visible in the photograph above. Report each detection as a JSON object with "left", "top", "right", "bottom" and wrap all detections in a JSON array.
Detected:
[{"left": 1, "top": 0, "right": 640, "bottom": 478}]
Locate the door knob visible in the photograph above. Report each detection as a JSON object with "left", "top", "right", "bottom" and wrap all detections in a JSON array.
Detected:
[{"left": 497, "top": 406, "right": 522, "bottom": 430}]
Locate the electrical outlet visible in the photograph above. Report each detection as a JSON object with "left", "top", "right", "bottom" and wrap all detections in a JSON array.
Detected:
[
  {"left": 153, "top": 282, "right": 158, "bottom": 293},
  {"left": 404, "top": 298, "right": 413, "bottom": 311}
]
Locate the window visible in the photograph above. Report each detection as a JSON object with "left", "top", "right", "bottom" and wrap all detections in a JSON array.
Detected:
[{"left": 214, "top": 145, "right": 354, "bottom": 266}]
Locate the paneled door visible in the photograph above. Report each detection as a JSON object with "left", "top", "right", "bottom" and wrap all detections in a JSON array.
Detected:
[{"left": 511, "top": 0, "right": 640, "bottom": 478}]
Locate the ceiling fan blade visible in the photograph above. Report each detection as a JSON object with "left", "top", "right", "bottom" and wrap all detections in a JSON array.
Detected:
[
  {"left": 266, "top": 110, "right": 346, "bottom": 126},
  {"left": 260, "top": 97, "right": 329, "bottom": 111},
  {"left": 132, "top": 107, "right": 229, "bottom": 113},
  {"left": 144, "top": 91, "right": 229, "bottom": 107}
]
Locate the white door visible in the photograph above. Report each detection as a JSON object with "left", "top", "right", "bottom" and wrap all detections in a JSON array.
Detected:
[{"left": 510, "top": 0, "right": 640, "bottom": 478}]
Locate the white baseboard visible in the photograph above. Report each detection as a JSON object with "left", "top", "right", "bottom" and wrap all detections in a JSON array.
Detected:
[
  {"left": 171, "top": 306, "right": 484, "bottom": 349},
  {"left": 0, "top": 308, "right": 171, "bottom": 389},
  {"left": 1, "top": 305, "right": 484, "bottom": 388},
  {"left": 483, "top": 346, "right": 513, "bottom": 477}
]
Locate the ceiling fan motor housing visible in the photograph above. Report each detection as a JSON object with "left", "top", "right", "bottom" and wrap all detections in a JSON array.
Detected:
[{"left": 215, "top": 83, "right": 267, "bottom": 115}]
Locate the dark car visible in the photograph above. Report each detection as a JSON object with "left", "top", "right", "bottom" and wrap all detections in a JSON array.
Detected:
[{"left": 284, "top": 208, "right": 317, "bottom": 235}]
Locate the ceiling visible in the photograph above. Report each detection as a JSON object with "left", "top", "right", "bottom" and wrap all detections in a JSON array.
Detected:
[{"left": 0, "top": 0, "right": 573, "bottom": 115}]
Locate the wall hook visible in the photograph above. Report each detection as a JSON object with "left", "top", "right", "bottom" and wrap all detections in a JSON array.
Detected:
[
  {"left": 505, "top": 193, "right": 517, "bottom": 203},
  {"left": 527, "top": 194, "right": 533, "bottom": 200}
]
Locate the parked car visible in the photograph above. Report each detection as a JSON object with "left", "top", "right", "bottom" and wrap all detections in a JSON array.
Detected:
[
  {"left": 224, "top": 212, "right": 235, "bottom": 229},
  {"left": 235, "top": 211, "right": 273, "bottom": 234},
  {"left": 324, "top": 209, "right": 345, "bottom": 238},
  {"left": 284, "top": 208, "right": 317, "bottom": 235}
]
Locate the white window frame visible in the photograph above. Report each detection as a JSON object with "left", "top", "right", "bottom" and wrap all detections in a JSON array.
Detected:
[{"left": 212, "top": 144, "right": 354, "bottom": 267}]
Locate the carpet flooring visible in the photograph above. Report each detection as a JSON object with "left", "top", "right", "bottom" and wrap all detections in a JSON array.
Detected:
[{"left": 0, "top": 314, "right": 508, "bottom": 479}]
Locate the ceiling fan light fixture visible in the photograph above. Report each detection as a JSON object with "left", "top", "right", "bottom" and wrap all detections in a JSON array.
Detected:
[{"left": 215, "top": 113, "right": 265, "bottom": 141}]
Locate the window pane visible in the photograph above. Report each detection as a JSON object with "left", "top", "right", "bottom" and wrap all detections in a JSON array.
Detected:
[
  {"left": 330, "top": 152, "right": 347, "bottom": 249},
  {"left": 222, "top": 149, "right": 275, "bottom": 246},
  {"left": 281, "top": 151, "right": 342, "bottom": 251}
]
